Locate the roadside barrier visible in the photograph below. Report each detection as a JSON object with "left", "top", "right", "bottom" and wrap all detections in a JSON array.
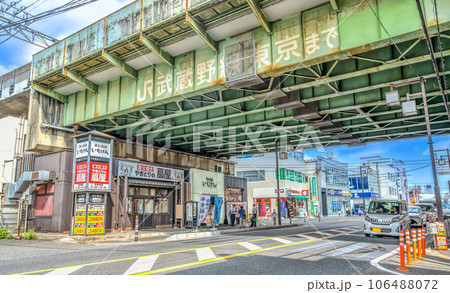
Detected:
[
  {"left": 405, "top": 229, "right": 414, "bottom": 266},
  {"left": 396, "top": 230, "right": 409, "bottom": 272},
  {"left": 412, "top": 229, "right": 420, "bottom": 262},
  {"left": 421, "top": 227, "right": 428, "bottom": 257},
  {"left": 417, "top": 229, "right": 423, "bottom": 259}
]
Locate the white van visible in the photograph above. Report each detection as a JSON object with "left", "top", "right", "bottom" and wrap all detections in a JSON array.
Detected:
[{"left": 364, "top": 199, "right": 410, "bottom": 237}]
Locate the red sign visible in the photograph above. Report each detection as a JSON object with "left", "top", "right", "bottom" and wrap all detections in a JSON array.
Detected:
[
  {"left": 302, "top": 190, "right": 308, "bottom": 197},
  {"left": 75, "top": 162, "right": 87, "bottom": 184},
  {"left": 89, "top": 162, "right": 110, "bottom": 184}
]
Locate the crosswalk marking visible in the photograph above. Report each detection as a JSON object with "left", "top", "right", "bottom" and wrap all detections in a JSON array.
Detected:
[
  {"left": 45, "top": 266, "right": 83, "bottom": 275},
  {"left": 291, "top": 241, "right": 343, "bottom": 253},
  {"left": 322, "top": 243, "right": 370, "bottom": 257},
  {"left": 238, "top": 242, "right": 262, "bottom": 251},
  {"left": 124, "top": 255, "right": 159, "bottom": 275},
  {"left": 196, "top": 248, "right": 216, "bottom": 261},
  {"left": 272, "top": 237, "right": 293, "bottom": 244},
  {"left": 361, "top": 249, "right": 387, "bottom": 260},
  {"left": 297, "top": 234, "right": 316, "bottom": 240}
]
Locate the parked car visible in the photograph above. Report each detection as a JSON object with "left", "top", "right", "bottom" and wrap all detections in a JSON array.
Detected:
[
  {"left": 416, "top": 203, "right": 437, "bottom": 222},
  {"left": 364, "top": 199, "right": 410, "bottom": 237},
  {"left": 408, "top": 206, "right": 426, "bottom": 227}
]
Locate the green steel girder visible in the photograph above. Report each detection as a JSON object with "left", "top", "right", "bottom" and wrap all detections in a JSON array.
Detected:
[
  {"left": 185, "top": 12, "right": 217, "bottom": 51},
  {"left": 139, "top": 33, "right": 174, "bottom": 67},
  {"left": 62, "top": 68, "right": 98, "bottom": 94},
  {"left": 246, "top": 0, "right": 272, "bottom": 34},
  {"left": 102, "top": 50, "right": 138, "bottom": 79},
  {"left": 31, "top": 83, "right": 68, "bottom": 104}
]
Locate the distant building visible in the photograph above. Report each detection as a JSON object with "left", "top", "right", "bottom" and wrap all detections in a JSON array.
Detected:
[
  {"left": 349, "top": 156, "right": 407, "bottom": 206},
  {"left": 233, "top": 151, "right": 350, "bottom": 218}
]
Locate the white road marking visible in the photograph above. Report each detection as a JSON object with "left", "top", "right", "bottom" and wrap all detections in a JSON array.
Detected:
[
  {"left": 292, "top": 241, "right": 343, "bottom": 253},
  {"left": 238, "top": 242, "right": 262, "bottom": 251},
  {"left": 297, "top": 234, "right": 316, "bottom": 240},
  {"left": 370, "top": 248, "right": 403, "bottom": 275},
  {"left": 322, "top": 243, "right": 370, "bottom": 257},
  {"left": 124, "top": 255, "right": 159, "bottom": 275},
  {"left": 196, "top": 247, "right": 216, "bottom": 261},
  {"left": 272, "top": 237, "right": 293, "bottom": 244},
  {"left": 361, "top": 249, "right": 387, "bottom": 260},
  {"left": 347, "top": 233, "right": 365, "bottom": 237},
  {"left": 45, "top": 266, "right": 83, "bottom": 275},
  {"left": 319, "top": 232, "right": 332, "bottom": 236}
]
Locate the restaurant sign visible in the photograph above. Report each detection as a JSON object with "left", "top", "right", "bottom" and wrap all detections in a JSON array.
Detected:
[
  {"left": 72, "top": 132, "right": 114, "bottom": 192},
  {"left": 116, "top": 160, "right": 184, "bottom": 182},
  {"left": 72, "top": 193, "right": 106, "bottom": 236}
]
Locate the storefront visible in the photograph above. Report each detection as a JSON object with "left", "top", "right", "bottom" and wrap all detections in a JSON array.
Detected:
[
  {"left": 325, "top": 188, "right": 350, "bottom": 216},
  {"left": 224, "top": 175, "right": 247, "bottom": 225},
  {"left": 190, "top": 169, "right": 225, "bottom": 225},
  {"left": 252, "top": 188, "right": 286, "bottom": 219},
  {"left": 116, "top": 160, "right": 184, "bottom": 229},
  {"left": 287, "top": 189, "right": 309, "bottom": 217}
]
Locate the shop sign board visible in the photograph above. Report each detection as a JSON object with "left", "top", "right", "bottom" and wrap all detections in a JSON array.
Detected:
[
  {"left": 311, "top": 177, "right": 317, "bottom": 197},
  {"left": 192, "top": 169, "right": 224, "bottom": 196},
  {"left": 435, "top": 221, "right": 448, "bottom": 250},
  {"left": 275, "top": 168, "right": 306, "bottom": 183},
  {"left": 72, "top": 132, "right": 114, "bottom": 192},
  {"left": 72, "top": 193, "right": 106, "bottom": 236},
  {"left": 116, "top": 160, "right": 184, "bottom": 182},
  {"left": 327, "top": 189, "right": 344, "bottom": 196}
]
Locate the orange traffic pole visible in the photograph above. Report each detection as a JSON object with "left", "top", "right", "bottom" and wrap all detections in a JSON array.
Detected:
[
  {"left": 417, "top": 229, "right": 424, "bottom": 259},
  {"left": 422, "top": 227, "right": 428, "bottom": 257},
  {"left": 412, "top": 229, "right": 420, "bottom": 262},
  {"left": 405, "top": 230, "right": 414, "bottom": 266},
  {"left": 397, "top": 230, "right": 409, "bottom": 272}
]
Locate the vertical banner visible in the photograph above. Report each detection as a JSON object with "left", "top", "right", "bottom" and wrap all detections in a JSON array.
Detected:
[
  {"left": 198, "top": 193, "right": 211, "bottom": 224},
  {"left": 435, "top": 221, "right": 448, "bottom": 250},
  {"left": 214, "top": 197, "right": 223, "bottom": 225}
]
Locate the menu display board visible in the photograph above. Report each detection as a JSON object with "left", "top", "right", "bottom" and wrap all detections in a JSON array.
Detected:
[
  {"left": 435, "top": 221, "right": 448, "bottom": 251},
  {"left": 73, "top": 194, "right": 87, "bottom": 235},
  {"left": 72, "top": 193, "right": 106, "bottom": 236}
]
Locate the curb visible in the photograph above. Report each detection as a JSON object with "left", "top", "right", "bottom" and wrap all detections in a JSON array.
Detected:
[
  {"left": 220, "top": 223, "right": 302, "bottom": 234},
  {"left": 165, "top": 231, "right": 221, "bottom": 241}
]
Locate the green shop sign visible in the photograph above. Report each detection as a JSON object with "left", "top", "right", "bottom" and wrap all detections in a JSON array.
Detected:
[
  {"left": 275, "top": 168, "right": 306, "bottom": 183},
  {"left": 311, "top": 177, "right": 317, "bottom": 197}
]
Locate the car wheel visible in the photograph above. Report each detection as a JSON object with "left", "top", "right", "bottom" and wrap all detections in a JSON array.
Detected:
[{"left": 365, "top": 233, "right": 371, "bottom": 237}]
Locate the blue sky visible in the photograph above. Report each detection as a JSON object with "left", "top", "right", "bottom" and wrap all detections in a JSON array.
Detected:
[
  {"left": 1, "top": 0, "right": 449, "bottom": 193},
  {"left": 0, "top": 0, "right": 134, "bottom": 75}
]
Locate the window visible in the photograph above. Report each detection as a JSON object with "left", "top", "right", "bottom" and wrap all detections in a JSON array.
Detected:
[
  {"left": 237, "top": 170, "right": 265, "bottom": 182},
  {"left": 35, "top": 183, "right": 55, "bottom": 217},
  {"left": 325, "top": 166, "right": 348, "bottom": 187}
]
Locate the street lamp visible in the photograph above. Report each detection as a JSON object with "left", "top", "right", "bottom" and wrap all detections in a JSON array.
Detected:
[{"left": 385, "top": 78, "right": 445, "bottom": 221}]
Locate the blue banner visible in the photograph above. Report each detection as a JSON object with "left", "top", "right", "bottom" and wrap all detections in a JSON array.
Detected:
[{"left": 214, "top": 197, "right": 223, "bottom": 225}]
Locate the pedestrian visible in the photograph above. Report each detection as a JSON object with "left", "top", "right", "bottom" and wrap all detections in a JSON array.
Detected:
[
  {"left": 250, "top": 204, "right": 257, "bottom": 227},
  {"left": 272, "top": 209, "right": 277, "bottom": 226},
  {"left": 230, "top": 204, "right": 236, "bottom": 226},
  {"left": 239, "top": 206, "right": 246, "bottom": 228}
]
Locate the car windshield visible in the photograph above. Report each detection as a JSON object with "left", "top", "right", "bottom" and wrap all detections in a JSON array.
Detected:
[
  {"left": 442, "top": 204, "right": 450, "bottom": 210},
  {"left": 408, "top": 207, "right": 420, "bottom": 213},
  {"left": 418, "top": 205, "right": 433, "bottom": 212},
  {"left": 368, "top": 202, "right": 400, "bottom": 215}
]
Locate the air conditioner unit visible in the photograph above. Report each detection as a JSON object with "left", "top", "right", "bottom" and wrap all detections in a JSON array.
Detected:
[{"left": 215, "top": 165, "right": 224, "bottom": 173}]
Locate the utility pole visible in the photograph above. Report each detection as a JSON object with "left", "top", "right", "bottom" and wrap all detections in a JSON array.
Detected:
[
  {"left": 275, "top": 141, "right": 282, "bottom": 226},
  {"left": 420, "top": 79, "right": 445, "bottom": 221},
  {"left": 359, "top": 166, "right": 366, "bottom": 213}
]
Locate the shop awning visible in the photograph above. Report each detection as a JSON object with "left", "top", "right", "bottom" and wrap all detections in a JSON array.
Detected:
[{"left": 290, "top": 195, "right": 309, "bottom": 200}]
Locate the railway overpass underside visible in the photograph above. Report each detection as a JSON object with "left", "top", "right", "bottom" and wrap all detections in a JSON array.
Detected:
[{"left": 21, "top": 0, "right": 450, "bottom": 158}]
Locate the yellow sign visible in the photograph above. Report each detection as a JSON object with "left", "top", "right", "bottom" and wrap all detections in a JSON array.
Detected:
[
  {"left": 86, "top": 204, "right": 105, "bottom": 235},
  {"left": 74, "top": 204, "right": 86, "bottom": 235}
]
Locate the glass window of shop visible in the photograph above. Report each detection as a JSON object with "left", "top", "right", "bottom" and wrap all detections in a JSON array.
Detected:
[
  {"left": 254, "top": 198, "right": 271, "bottom": 217},
  {"left": 237, "top": 170, "right": 265, "bottom": 182},
  {"left": 327, "top": 196, "right": 345, "bottom": 215}
]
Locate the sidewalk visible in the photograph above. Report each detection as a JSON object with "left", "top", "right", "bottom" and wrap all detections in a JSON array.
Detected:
[{"left": 32, "top": 215, "right": 362, "bottom": 244}]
